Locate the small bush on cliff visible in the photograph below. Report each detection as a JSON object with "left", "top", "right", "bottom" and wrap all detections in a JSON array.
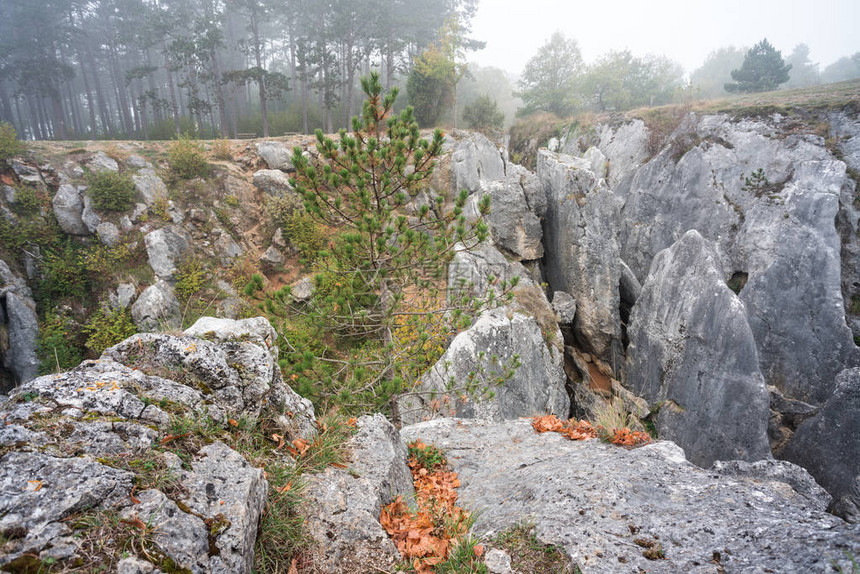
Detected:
[
  {"left": 0, "top": 121, "right": 22, "bottom": 161},
  {"left": 168, "top": 135, "right": 209, "bottom": 179},
  {"left": 86, "top": 170, "right": 136, "bottom": 212},
  {"left": 464, "top": 95, "right": 505, "bottom": 131},
  {"left": 83, "top": 305, "right": 138, "bottom": 354}
]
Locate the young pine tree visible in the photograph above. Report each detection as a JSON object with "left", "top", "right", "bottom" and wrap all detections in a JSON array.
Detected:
[{"left": 282, "top": 72, "right": 512, "bottom": 414}]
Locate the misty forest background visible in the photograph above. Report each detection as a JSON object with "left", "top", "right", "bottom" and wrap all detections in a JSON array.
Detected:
[{"left": 1, "top": 0, "right": 859, "bottom": 142}]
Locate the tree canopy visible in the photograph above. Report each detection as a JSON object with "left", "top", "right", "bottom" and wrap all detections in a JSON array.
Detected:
[
  {"left": 725, "top": 39, "right": 792, "bottom": 93},
  {"left": 517, "top": 32, "right": 584, "bottom": 117}
]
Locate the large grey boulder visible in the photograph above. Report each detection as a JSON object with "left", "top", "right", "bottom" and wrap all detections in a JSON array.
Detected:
[
  {"left": 0, "top": 343, "right": 278, "bottom": 572},
  {"left": 447, "top": 242, "right": 537, "bottom": 303},
  {"left": 302, "top": 414, "right": 414, "bottom": 574},
  {"left": 144, "top": 226, "right": 190, "bottom": 279},
  {"left": 539, "top": 149, "right": 622, "bottom": 368},
  {"left": 51, "top": 184, "right": 90, "bottom": 235},
  {"left": 399, "top": 307, "right": 568, "bottom": 425},
  {"left": 253, "top": 169, "right": 295, "bottom": 194},
  {"left": 130, "top": 279, "right": 180, "bottom": 331},
  {"left": 402, "top": 418, "right": 860, "bottom": 574},
  {"left": 87, "top": 151, "right": 119, "bottom": 172},
  {"left": 106, "top": 321, "right": 315, "bottom": 433},
  {"left": 0, "top": 451, "right": 135, "bottom": 568},
  {"left": 624, "top": 230, "right": 771, "bottom": 467},
  {"left": 3, "top": 291, "right": 39, "bottom": 386},
  {"left": 782, "top": 367, "right": 860, "bottom": 522},
  {"left": 255, "top": 140, "right": 294, "bottom": 171},
  {"left": 451, "top": 132, "right": 505, "bottom": 194},
  {"left": 132, "top": 169, "right": 168, "bottom": 205}
]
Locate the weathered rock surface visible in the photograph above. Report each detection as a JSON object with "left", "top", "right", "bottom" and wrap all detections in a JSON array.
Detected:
[
  {"left": 552, "top": 290, "right": 577, "bottom": 325},
  {"left": 253, "top": 168, "right": 294, "bottom": 194},
  {"left": 450, "top": 132, "right": 505, "bottom": 194},
  {"left": 470, "top": 165, "right": 544, "bottom": 261},
  {"left": 402, "top": 418, "right": 860, "bottom": 574},
  {"left": 51, "top": 184, "right": 89, "bottom": 235},
  {"left": 399, "top": 307, "right": 568, "bottom": 425},
  {"left": 782, "top": 367, "right": 860, "bottom": 522},
  {"left": 624, "top": 230, "right": 771, "bottom": 467},
  {"left": 144, "top": 226, "right": 191, "bottom": 279},
  {"left": 539, "top": 149, "right": 622, "bottom": 368},
  {"left": 2, "top": 291, "right": 39, "bottom": 387},
  {"left": 132, "top": 169, "right": 168, "bottom": 205},
  {"left": 612, "top": 113, "right": 859, "bottom": 403},
  {"left": 0, "top": 321, "right": 312, "bottom": 571},
  {"left": 255, "top": 140, "right": 294, "bottom": 171},
  {"left": 259, "top": 244, "right": 285, "bottom": 267},
  {"left": 87, "top": 150, "right": 119, "bottom": 172},
  {"left": 302, "top": 414, "right": 414, "bottom": 574},
  {"left": 130, "top": 279, "right": 180, "bottom": 331}
]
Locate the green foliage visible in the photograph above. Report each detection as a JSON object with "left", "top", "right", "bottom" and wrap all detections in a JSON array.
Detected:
[
  {"left": 168, "top": 135, "right": 210, "bottom": 179},
  {"left": 10, "top": 186, "right": 41, "bottom": 215},
  {"left": 463, "top": 95, "right": 505, "bottom": 131},
  {"left": 86, "top": 170, "right": 136, "bottom": 212},
  {"left": 83, "top": 305, "right": 138, "bottom": 355},
  {"left": 408, "top": 440, "right": 447, "bottom": 469},
  {"left": 580, "top": 50, "right": 683, "bottom": 112},
  {"left": 38, "top": 239, "right": 89, "bottom": 301},
  {"left": 81, "top": 242, "right": 134, "bottom": 278},
  {"left": 690, "top": 46, "right": 747, "bottom": 99},
  {"left": 0, "top": 121, "right": 23, "bottom": 161},
  {"left": 725, "top": 39, "right": 792, "bottom": 93},
  {"left": 283, "top": 210, "right": 326, "bottom": 264},
  {"left": 433, "top": 535, "right": 488, "bottom": 573},
  {"left": 243, "top": 273, "right": 265, "bottom": 296},
  {"left": 37, "top": 311, "right": 84, "bottom": 374},
  {"left": 174, "top": 258, "right": 208, "bottom": 300},
  {"left": 517, "top": 32, "right": 584, "bottom": 117}
]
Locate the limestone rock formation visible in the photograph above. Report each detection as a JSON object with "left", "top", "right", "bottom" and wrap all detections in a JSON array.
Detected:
[
  {"left": 0, "top": 318, "right": 312, "bottom": 571},
  {"left": 255, "top": 140, "right": 294, "bottom": 171},
  {"left": 302, "top": 414, "right": 414, "bottom": 574},
  {"left": 399, "top": 307, "right": 568, "bottom": 425},
  {"left": 539, "top": 149, "right": 622, "bottom": 368},
  {"left": 130, "top": 279, "right": 180, "bottom": 331},
  {"left": 402, "top": 418, "right": 860, "bottom": 574},
  {"left": 51, "top": 184, "right": 89, "bottom": 235},
  {"left": 253, "top": 168, "right": 294, "bottom": 194},
  {"left": 450, "top": 132, "right": 505, "bottom": 194},
  {"left": 2, "top": 292, "right": 39, "bottom": 387},
  {"left": 144, "top": 226, "right": 191, "bottom": 279},
  {"left": 624, "top": 230, "right": 771, "bottom": 466},
  {"left": 782, "top": 367, "right": 860, "bottom": 522},
  {"left": 132, "top": 169, "right": 168, "bottom": 206}
]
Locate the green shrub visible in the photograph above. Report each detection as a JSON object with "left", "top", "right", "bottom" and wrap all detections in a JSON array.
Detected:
[
  {"left": 39, "top": 240, "right": 89, "bottom": 301},
  {"left": 86, "top": 170, "right": 136, "bottom": 212},
  {"left": 83, "top": 305, "right": 138, "bottom": 355},
  {"left": 11, "top": 186, "right": 41, "bottom": 215},
  {"left": 168, "top": 135, "right": 209, "bottom": 179},
  {"left": 284, "top": 211, "right": 327, "bottom": 264},
  {"left": 463, "top": 95, "right": 505, "bottom": 131},
  {"left": 0, "top": 122, "right": 23, "bottom": 161},
  {"left": 37, "top": 312, "right": 84, "bottom": 374},
  {"left": 174, "top": 258, "right": 207, "bottom": 300},
  {"left": 210, "top": 139, "right": 233, "bottom": 160}
]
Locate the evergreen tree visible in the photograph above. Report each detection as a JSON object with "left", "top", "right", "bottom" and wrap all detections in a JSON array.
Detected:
[
  {"left": 463, "top": 95, "right": 504, "bottom": 130},
  {"left": 784, "top": 43, "right": 819, "bottom": 88},
  {"left": 725, "top": 39, "right": 791, "bottom": 93}
]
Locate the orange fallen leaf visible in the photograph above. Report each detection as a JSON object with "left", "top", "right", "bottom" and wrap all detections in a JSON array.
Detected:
[
  {"left": 271, "top": 433, "right": 285, "bottom": 450},
  {"left": 347, "top": 417, "right": 357, "bottom": 427},
  {"left": 288, "top": 557, "right": 298, "bottom": 574},
  {"left": 130, "top": 485, "right": 140, "bottom": 504},
  {"left": 228, "top": 419, "right": 239, "bottom": 427},
  {"left": 473, "top": 544, "right": 484, "bottom": 557},
  {"left": 276, "top": 481, "right": 292, "bottom": 494},
  {"left": 159, "top": 433, "right": 190, "bottom": 445},
  {"left": 291, "top": 438, "right": 310, "bottom": 455}
]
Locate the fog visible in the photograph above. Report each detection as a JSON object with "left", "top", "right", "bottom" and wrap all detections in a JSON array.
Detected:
[{"left": 470, "top": 0, "right": 860, "bottom": 75}]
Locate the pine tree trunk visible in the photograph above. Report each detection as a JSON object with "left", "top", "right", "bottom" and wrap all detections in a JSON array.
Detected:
[{"left": 162, "top": 42, "right": 182, "bottom": 136}]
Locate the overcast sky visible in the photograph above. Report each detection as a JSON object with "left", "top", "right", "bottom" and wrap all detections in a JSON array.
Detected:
[{"left": 468, "top": 0, "right": 860, "bottom": 77}]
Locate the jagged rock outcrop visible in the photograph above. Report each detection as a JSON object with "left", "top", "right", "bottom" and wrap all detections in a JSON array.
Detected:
[
  {"left": 144, "top": 225, "right": 191, "bottom": 279},
  {"left": 130, "top": 279, "right": 180, "bottom": 331},
  {"left": 624, "top": 230, "right": 771, "bottom": 466},
  {"left": 132, "top": 168, "right": 168, "bottom": 206},
  {"left": 302, "top": 414, "right": 414, "bottom": 574},
  {"left": 468, "top": 164, "right": 544, "bottom": 261},
  {"left": 399, "top": 307, "right": 568, "bottom": 426},
  {"left": 1, "top": 260, "right": 39, "bottom": 390},
  {"left": 0, "top": 318, "right": 310, "bottom": 572},
  {"left": 450, "top": 132, "right": 505, "bottom": 194},
  {"left": 87, "top": 150, "right": 119, "bottom": 172},
  {"left": 613, "top": 113, "right": 860, "bottom": 404},
  {"left": 51, "top": 184, "right": 89, "bottom": 235},
  {"left": 402, "top": 418, "right": 860, "bottom": 574},
  {"left": 782, "top": 367, "right": 860, "bottom": 522},
  {"left": 539, "top": 149, "right": 623, "bottom": 369}
]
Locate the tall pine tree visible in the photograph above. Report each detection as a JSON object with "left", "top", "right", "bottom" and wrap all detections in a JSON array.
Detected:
[{"left": 725, "top": 39, "right": 791, "bottom": 93}]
